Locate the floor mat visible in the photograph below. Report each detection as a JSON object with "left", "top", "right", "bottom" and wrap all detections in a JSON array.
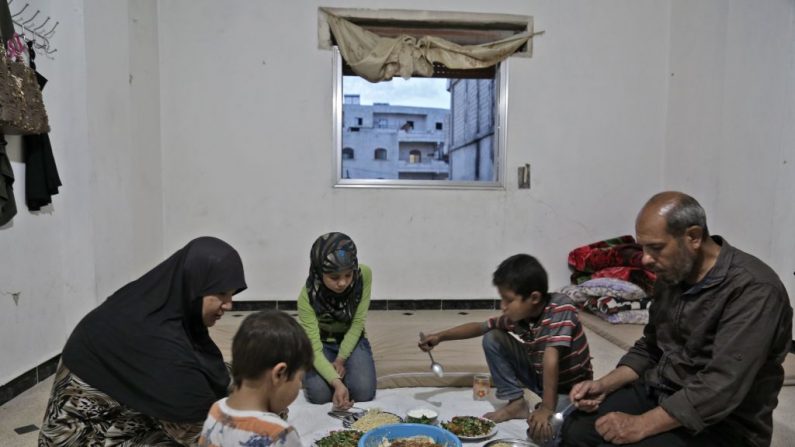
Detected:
[
  {"left": 367, "top": 310, "right": 493, "bottom": 388},
  {"left": 212, "top": 310, "right": 496, "bottom": 388},
  {"left": 579, "top": 311, "right": 795, "bottom": 386}
]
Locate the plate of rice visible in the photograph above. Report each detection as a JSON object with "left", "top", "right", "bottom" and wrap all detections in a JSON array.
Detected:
[{"left": 345, "top": 408, "right": 403, "bottom": 432}]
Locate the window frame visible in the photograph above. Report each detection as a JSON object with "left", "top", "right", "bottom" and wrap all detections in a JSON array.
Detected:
[{"left": 331, "top": 47, "right": 508, "bottom": 190}]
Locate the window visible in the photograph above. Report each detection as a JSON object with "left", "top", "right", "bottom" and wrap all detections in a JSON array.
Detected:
[
  {"left": 357, "top": 117, "right": 363, "bottom": 125},
  {"left": 342, "top": 147, "right": 354, "bottom": 160},
  {"left": 326, "top": 8, "right": 532, "bottom": 189},
  {"left": 333, "top": 50, "right": 508, "bottom": 189},
  {"left": 343, "top": 94, "right": 360, "bottom": 105}
]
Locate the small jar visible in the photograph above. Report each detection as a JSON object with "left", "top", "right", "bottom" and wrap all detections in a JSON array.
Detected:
[{"left": 473, "top": 373, "right": 491, "bottom": 400}]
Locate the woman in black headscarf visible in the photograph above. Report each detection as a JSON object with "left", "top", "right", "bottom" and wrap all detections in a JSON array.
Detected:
[
  {"left": 297, "top": 232, "right": 376, "bottom": 408},
  {"left": 38, "top": 236, "right": 246, "bottom": 446}
]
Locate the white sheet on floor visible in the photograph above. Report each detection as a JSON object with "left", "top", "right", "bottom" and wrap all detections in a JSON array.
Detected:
[{"left": 290, "top": 387, "right": 529, "bottom": 446}]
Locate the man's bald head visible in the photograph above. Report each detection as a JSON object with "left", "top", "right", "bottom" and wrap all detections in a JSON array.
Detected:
[{"left": 638, "top": 191, "right": 709, "bottom": 238}]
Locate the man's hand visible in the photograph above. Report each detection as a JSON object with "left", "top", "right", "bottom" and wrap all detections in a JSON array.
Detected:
[
  {"left": 332, "top": 357, "right": 346, "bottom": 378},
  {"left": 418, "top": 333, "right": 441, "bottom": 352},
  {"left": 331, "top": 379, "right": 353, "bottom": 410},
  {"left": 595, "top": 412, "right": 647, "bottom": 445},
  {"left": 569, "top": 380, "right": 608, "bottom": 412},
  {"left": 526, "top": 407, "right": 554, "bottom": 444}
]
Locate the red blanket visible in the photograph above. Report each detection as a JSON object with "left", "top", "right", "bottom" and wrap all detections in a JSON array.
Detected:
[{"left": 568, "top": 236, "right": 656, "bottom": 292}]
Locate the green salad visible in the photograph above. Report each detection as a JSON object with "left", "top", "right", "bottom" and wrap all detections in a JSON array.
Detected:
[
  {"left": 441, "top": 416, "right": 495, "bottom": 437},
  {"left": 315, "top": 429, "right": 363, "bottom": 447},
  {"left": 406, "top": 414, "right": 436, "bottom": 425}
]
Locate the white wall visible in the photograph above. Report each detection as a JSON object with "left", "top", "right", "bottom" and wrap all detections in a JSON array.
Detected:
[
  {"left": 85, "top": 0, "right": 164, "bottom": 297},
  {"left": 0, "top": 0, "right": 163, "bottom": 385},
  {"left": 158, "top": 0, "right": 670, "bottom": 301},
  {"left": 4, "top": 0, "right": 792, "bottom": 386},
  {"left": 664, "top": 0, "right": 795, "bottom": 335}
]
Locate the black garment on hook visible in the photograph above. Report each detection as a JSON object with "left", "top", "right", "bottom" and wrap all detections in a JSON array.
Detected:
[
  {"left": 0, "top": 134, "right": 17, "bottom": 226},
  {"left": 0, "top": 1, "right": 14, "bottom": 44},
  {"left": 24, "top": 133, "right": 60, "bottom": 210},
  {"left": 23, "top": 40, "right": 61, "bottom": 211},
  {"left": 0, "top": 0, "right": 19, "bottom": 225}
]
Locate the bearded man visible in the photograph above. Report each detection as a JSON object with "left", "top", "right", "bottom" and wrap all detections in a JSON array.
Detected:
[{"left": 562, "top": 191, "right": 792, "bottom": 447}]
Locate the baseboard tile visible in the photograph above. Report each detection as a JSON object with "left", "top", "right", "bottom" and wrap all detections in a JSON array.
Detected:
[
  {"left": 232, "top": 299, "right": 498, "bottom": 312},
  {"left": 0, "top": 354, "right": 60, "bottom": 407}
]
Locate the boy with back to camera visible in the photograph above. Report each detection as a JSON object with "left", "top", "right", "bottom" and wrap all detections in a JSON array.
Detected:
[
  {"left": 199, "top": 310, "right": 313, "bottom": 447},
  {"left": 419, "top": 254, "right": 593, "bottom": 445}
]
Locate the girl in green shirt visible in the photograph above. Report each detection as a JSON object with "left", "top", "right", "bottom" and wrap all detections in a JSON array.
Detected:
[{"left": 298, "top": 232, "right": 376, "bottom": 409}]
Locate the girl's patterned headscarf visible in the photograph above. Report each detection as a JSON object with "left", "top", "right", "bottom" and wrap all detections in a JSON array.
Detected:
[{"left": 306, "top": 232, "right": 363, "bottom": 323}]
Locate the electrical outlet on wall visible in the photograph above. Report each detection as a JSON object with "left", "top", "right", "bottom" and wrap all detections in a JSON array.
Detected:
[{"left": 518, "top": 163, "right": 531, "bottom": 189}]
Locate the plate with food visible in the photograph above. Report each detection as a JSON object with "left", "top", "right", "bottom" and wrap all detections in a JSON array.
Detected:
[
  {"left": 482, "top": 438, "right": 540, "bottom": 447},
  {"left": 345, "top": 408, "right": 403, "bottom": 432},
  {"left": 440, "top": 416, "right": 497, "bottom": 441},
  {"left": 405, "top": 407, "right": 439, "bottom": 425},
  {"left": 313, "top": 429, "right": 363, "bottom": 447}
]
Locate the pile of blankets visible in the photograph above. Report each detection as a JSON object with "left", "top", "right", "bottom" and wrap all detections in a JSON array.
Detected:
[{"left": 561, "top": 236, "right": 655, "bottom": 324}]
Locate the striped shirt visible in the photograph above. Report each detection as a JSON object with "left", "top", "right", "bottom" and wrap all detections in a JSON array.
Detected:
[
  {"left": 486, "top": 292, "right": 593, "bottom": 391},
  {"left": 198, "top": 398, "right": 302, "bottom": 447}
]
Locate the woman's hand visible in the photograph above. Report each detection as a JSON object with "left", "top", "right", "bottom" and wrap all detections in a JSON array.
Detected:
[
  {"left": 333, "top": 357, "right": 347, "bottom": 378},
  {"left": 331, "top": 379, "right": 353, "bottom": 410}
]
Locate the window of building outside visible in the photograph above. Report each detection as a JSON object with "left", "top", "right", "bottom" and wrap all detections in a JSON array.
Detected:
[
  {"left": 342, "top": 147, "right": 354, "bottom": 160},
  {"left": 333, "top": 46, "right": 509, "bottom": 189}
]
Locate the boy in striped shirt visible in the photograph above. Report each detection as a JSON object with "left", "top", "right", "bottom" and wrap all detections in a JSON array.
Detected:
[
  {"left": 199, "top": 310, "right": 313, "bottom": 447},
  {"left": 419, "top": 254, "right": 592, "bottom": 445}
]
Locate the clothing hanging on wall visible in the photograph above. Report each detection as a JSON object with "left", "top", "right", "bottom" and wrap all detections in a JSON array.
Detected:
[
  {"left": 0, "top": 1, "right": 13, "bottom": 42},
  {"left": 24, "top": 133, "right": 59, "bottom": 210},
  {"left": 0, "top": 1, "right": 16, "bottom": 224},
  {"left": 0, "top": 134, "right": 16, "bottom": 225},
  {"left": 23, "top": 40, "right": 60, "bottom": 210}
]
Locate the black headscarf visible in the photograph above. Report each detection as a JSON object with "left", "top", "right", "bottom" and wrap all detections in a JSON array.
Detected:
[
  {"left": 62, "top": 237, "right": 247, "bottom": 422},
  {"left": 306, "top": 232, "right": 363, "bottom": 323}
]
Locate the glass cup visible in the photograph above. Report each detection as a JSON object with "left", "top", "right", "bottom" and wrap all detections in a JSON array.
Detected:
[{"left": 473, "top": 373, "right": 491, "bottom": 400}]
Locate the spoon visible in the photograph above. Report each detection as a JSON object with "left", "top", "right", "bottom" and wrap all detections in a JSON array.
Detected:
[
  {"left": 419, "top": 332, "right": 445, "bottom": 378},
  {"left": 551, "top": 402, "right": 575, "bottom": 430}
]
